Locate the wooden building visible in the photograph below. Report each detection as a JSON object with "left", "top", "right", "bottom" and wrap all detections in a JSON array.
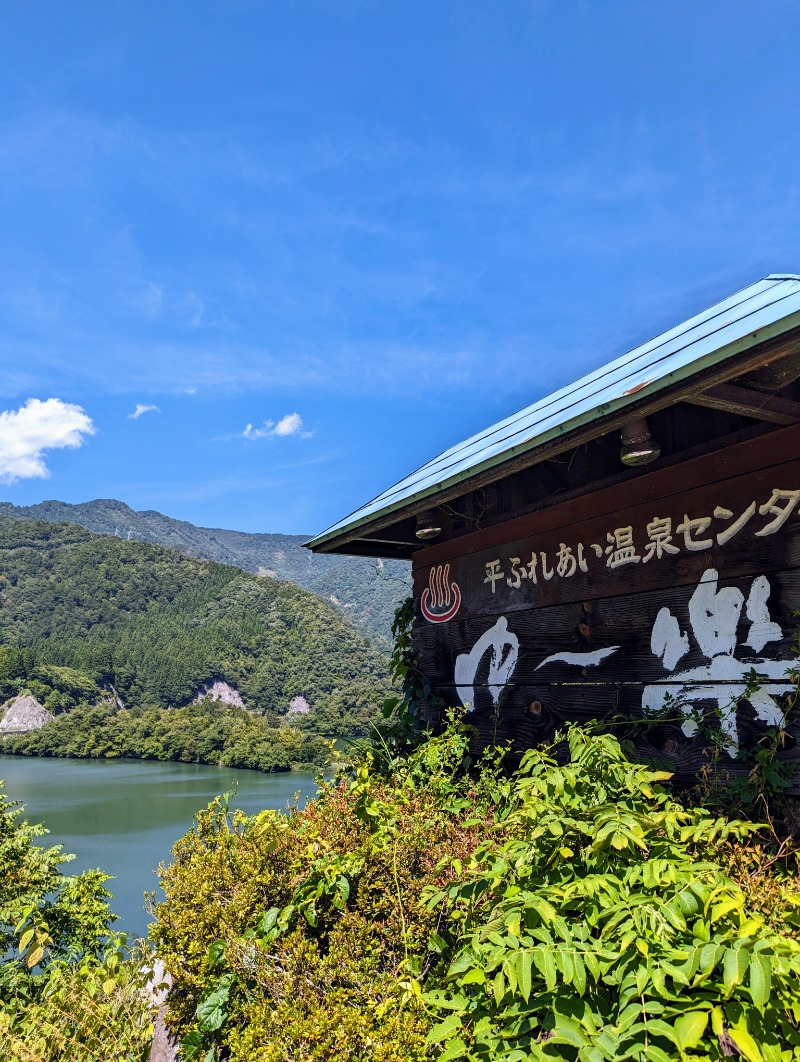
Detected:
[{"left": 307, "top": 275, "right": 800, "bottom": 784}]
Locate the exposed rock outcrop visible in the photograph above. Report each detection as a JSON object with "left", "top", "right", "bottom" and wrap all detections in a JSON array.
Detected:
[
  {"left": 0, "top": 694, "right": 53, "bottom": 734},
  {"left": 192, "top": 680, "right": 246, "bottom": 708},
  {"left": 145, "top": 959, "right": 178, "bottom": 1062}
]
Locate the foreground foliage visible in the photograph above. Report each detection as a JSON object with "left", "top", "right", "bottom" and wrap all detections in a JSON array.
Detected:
[
  {"left": 151, "top": 722, "right": 800, "bottom": 1061},
  {"left": 0, "top": 781, "right": 152, "bottom": 1061},
  {"left": 4, "top": 699, "right": 332, "bottom": 772}
]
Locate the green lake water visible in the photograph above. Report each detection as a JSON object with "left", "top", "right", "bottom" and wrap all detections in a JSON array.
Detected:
[{"left": 0, "top": 755, "right": 321, "bottom": 939}]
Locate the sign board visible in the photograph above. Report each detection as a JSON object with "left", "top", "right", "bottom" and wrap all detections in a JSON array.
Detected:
[{"left": 412, "top": 431, "right": 800, "bottom": 778}]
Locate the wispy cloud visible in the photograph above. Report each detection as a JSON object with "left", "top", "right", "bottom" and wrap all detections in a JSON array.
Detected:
[
  {"left": 129, "top": 403, "right": 160, "bottom": 420},
  {"left": 0, "top": 397, "right": 94, "bottom": 483},
  {"left": 242, "top": 412, "right": 312, "bottom": 440}
]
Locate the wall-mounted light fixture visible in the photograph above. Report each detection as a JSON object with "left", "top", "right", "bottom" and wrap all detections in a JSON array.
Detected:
[
  {"left": 619, "top": 416, "right": 661, "bottom": 467},
  {"left": 415, "top": 509, "right": 442, "bottom": 540}
]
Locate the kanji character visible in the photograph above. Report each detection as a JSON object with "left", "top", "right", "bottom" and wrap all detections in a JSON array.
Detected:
[
  {"left": 754, "top": 489, "right": 800, "bottom": 537},
  {"left": 525, "top": 552, "right": 538, "bottom": 584},
  {"left": 484, "top": 559, "right": 504, "bottom": 593},
  {"left": 714, "top": 501, "right": 756, "bottom": 546},
  {"left": 605, "top": 526, "right": 641, "bottom": 568},
  {"left": 454, "top": 617, "right": 519, "bottom": 711},
  {"left": 506, "top": 557, "right": 525, "bottom": 589},
  {"left": 744, "top": 574, "right": 783, "bottom": 651},
  {"left": 676, "top": 513, "right": 713, "bottom": 551},
  {"left": 540, "top": 551, "right": 555, "bottom": 581},
  {"left": 642, "top": 568, "right": 794, "bottom": 754},
  {"left": 556, "top": 543, "right": 577, "bottom": 578},
  {"left": 642, "top": 516, "right": 680, "bottom": 563}
]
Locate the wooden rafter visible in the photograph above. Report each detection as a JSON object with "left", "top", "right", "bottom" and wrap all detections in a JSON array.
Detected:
[{"left": 685, "top": 382, "right": 800, "bottom": 425}]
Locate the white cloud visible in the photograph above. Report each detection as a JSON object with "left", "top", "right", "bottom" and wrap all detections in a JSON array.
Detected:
[
  {"left": 0, "top": 397, "right": 95, "bottom": 484},
  {"left": 242, "top": 412, "right": 310, "bottom": 440},
  {"left": 129, "top": 403, "right": 160, "bottom": 420}
]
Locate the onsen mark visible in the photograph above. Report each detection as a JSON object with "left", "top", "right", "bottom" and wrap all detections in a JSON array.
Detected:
[{"left": 420, "top": 563, "right": 462, "bottom": 623}]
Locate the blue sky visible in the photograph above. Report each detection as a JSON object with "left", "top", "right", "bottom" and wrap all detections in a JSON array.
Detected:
[{"left": 1, "top": 1, "right": 799, "bottom": 535}]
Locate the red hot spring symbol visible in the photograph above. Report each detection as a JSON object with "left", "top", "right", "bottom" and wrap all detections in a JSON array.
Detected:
[{"left": 420, "top": 563, "right": 462, "bottom": 623}]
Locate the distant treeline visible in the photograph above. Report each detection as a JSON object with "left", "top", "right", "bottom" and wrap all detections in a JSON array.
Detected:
[{"left": 3, "top": 701, "right": 332, "bottom": 772}]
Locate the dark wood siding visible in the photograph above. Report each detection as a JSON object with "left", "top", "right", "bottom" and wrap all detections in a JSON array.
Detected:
[{"left": 412, "top": 426, "right": 800, "bottom": 784}]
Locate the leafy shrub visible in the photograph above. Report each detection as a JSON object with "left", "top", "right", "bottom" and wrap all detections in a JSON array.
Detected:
[
  {"left": 0, "top": 780, "right": 153, "bottom": 1061},
  {"left": 151, "top": 721, "right": 800, "bottom": 1061}
]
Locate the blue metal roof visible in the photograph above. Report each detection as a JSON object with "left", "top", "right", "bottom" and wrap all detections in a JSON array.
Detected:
[{"left": 307, "top": 275, "right": 800, "bottom": 550}]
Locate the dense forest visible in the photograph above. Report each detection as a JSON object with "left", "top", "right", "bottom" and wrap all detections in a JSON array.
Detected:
[
  {"left": 0, "top": 498, "right": 410, "bottom": 644},
  {"left": 0, "top": 517, "right": 392, "bottom": 739}
]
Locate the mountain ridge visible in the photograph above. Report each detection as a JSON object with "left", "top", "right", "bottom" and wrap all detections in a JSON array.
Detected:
[
  {"left": 0, "top": 516, "right": 391, "bottom": 736},
  {"left": 0, "top": 498, "right": 410, "bottom": 644}
]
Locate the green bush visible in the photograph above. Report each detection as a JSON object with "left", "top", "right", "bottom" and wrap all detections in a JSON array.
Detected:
[
  {"left": 151, "top": 721, "right": 800, "bottom": 1061},
  {"left": 0, "top": 780, "right": 153, "bottom": 1061}
]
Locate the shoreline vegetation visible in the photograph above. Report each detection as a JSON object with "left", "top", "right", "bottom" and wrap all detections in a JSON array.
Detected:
[{"left": 1, "top": 700, "right": 334, "bottom": 773}]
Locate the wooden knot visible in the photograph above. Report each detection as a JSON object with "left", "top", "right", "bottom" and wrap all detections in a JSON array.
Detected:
[
  {"left": 578, "top": 623, "right": 591, "bottom": 638},
  {"left": 528, "top": 700, "right": 543, "bottom": 717}
]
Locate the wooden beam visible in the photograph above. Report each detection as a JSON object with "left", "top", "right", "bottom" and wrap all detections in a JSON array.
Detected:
[{"left": 685, "top": 382, "right": 800, "bottom": 425}]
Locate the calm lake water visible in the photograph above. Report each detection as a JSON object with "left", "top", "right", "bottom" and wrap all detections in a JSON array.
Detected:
[{"left": 0, "top": 756, "right": 321, "bottom": 939}]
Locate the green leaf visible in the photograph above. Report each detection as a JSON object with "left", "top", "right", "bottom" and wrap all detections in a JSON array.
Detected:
[
  {"left": 549, "top": 1015, "right": 588, "bottom": 1047},
  {"left": 573, "top": 951, "right": 587, "bottom": 995},
  {"left": 520, "top": 949, "right": 533, "bottom": 1002},
  {"left": 638, "top": 1047, "right": 673, "bottom": 1062},
  {"left": 542, "top": 949, "right": 557, "bottom": 991},
  {"left": 196, "top": 976, "right": 232, "bottom": 1033},
  {"left": 437, "top": 1039, "right": 469, "bottom": 1062},
  {"left": 674, "top": 1011, "right": 708, "bottom": 1051},
  {"left": 646, "top": 1019, "right": 679, "bottom": 1046},
  {"left": 728, "top": 1028, "right": 764, "bottom": 1062},
  {"left": 428, "top": 931, "right": 448, "bottom": 955},
  {"left": 205, "top": 940, "right": 226, "bottom": 970},
  {"left": 181, "top": 1031, "right": 205, "bottom": 1062},
  {"left": 749, "top": 953, "right": 771, "bottom": 1010},
  {"left": 425, "top": 1015, "right": 463, "bottom": 1045},
  {"left": 699, "top": 942, "right": 722, "bottom": 977},
  {"left": 723, "top": 947, "right": 749, "bottom": 994}
]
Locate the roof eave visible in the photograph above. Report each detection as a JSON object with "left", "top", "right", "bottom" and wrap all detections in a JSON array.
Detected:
[{"left": 306, "top": 307, "right": 800, "bottom": 554}]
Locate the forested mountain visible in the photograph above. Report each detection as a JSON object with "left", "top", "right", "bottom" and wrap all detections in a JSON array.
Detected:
[
  {"left": 0, "top": 517, "right": 392, "bottom": 737},
  {"left": 0, "top": 499, "right": 409, "bottom": 644}
]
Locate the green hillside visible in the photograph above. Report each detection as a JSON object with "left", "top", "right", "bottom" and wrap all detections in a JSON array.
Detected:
[
  {"left": 0, "top": 499, "right": 409, "bottom": 644},
  {"left": 0, "top": 517, "right": 392, "bottom": 737}
]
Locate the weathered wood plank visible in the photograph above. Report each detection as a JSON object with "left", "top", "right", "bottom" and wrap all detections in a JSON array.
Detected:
[
  {"left": 414, "top": 568, "right": 800, "bottom": 689},
  {"left": 413, "top": 565, "right": 800, "bottom": 780},
  {"left": 414, "top": 461, "right": 800, "bottom": 620}
]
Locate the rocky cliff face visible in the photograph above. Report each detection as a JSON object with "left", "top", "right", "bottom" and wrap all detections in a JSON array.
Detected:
[
  {"left": 192, "top": 680, "right": 246, "bottom": 708},
  {"left": 0, "top": 695, "right": 53, "bottom": 733}
]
